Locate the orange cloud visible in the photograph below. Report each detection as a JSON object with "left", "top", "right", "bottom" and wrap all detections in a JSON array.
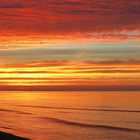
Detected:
[
  {"left": 0, "top": 0, "right": 140, "bottom": 90},
  {"left": 0, "top": 60, "right": 140, "bottom": 90}
]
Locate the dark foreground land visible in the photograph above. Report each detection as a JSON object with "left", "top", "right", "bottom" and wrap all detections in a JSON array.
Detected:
[{"left": 0, "top": 131, "right": 29, "bottom": 140}]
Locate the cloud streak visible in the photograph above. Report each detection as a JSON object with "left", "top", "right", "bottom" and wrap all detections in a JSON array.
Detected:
[
  {"left": 0, "top": 60, "right": 139, "bottom": 90},
  {"left": 0, "top": 0, "right": 140, "bottom": 34},
  {"left": 0, "top": 0, "right": 140, "bottom": 90}
]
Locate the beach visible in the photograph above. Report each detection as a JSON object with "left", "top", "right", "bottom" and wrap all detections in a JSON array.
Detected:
[{"left": 0, "top": 131, "right": 28, "bottom": 140}]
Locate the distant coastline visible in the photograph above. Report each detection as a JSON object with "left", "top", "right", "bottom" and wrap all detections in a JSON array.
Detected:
[
  {"left": 0, "top": 87, "right": 140, "bottom": 91},
  {"left": 0, "top": 85, "right": 140, "bottom": 91}
]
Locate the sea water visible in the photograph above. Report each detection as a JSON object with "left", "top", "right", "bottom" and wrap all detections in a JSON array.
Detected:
[{"left": 0, "top": 91, "right": 140, "bottom": 140}]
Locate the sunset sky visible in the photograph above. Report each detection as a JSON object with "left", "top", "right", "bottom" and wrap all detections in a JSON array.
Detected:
[{"left": 0, "top": 0, "right": 140, "bottom": 90}]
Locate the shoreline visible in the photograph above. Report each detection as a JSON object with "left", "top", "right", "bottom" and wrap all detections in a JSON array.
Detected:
[{"left": 0, "top": 131, "right": 29, "bottom": 140}]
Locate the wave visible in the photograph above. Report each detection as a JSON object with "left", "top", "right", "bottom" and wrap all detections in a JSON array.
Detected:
[
  {"left": 19, "top": 105, "right": 140, "bottom": 113},
  {"left": 0, "top": 126, "right": 12, "bottom": 130},
  {"left": 0, "top": 108, "right": 32, "bottom": 115},
  {"left": 41, "top": 116, "right": 140, "bottom": 132}
]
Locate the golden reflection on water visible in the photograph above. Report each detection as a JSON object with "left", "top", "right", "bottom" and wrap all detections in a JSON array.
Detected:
[
  {"left": 0, "top": 91, "right": 140, "bottom": 140},
  {"left": 0, "top": 91, "right": 140, "bottom": 109}
]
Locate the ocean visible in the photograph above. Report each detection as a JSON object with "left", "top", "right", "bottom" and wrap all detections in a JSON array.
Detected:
[{"left": 0, "top": 91, "right": 140, "bottom": 140}]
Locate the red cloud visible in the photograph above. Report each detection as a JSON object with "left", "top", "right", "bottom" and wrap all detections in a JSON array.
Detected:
[{"left": 0, "top": 0, "right": 140, "bottom": 35}]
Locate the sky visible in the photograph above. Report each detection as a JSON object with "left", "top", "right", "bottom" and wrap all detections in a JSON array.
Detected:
[{"left": 0, "top": 0, "right": 140, "bottom": 90}]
